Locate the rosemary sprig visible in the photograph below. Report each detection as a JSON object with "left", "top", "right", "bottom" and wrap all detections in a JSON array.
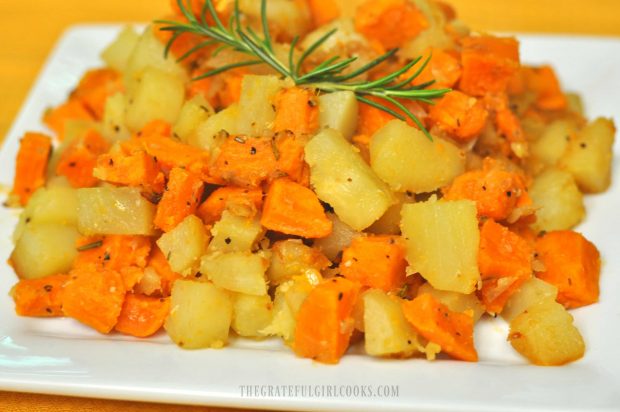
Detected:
[{"left": 157, "top": 0, "right": 451, "bottom": 139}]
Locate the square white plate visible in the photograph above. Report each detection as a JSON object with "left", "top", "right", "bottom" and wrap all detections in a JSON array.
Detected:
[{"left": 0, "top": 26, "right": 619, "bottom": 412}]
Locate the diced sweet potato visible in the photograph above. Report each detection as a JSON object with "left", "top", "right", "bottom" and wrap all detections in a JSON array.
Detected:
[
  {"left": 11, "top": 274, "right": 70, "bottom": 317},
  {"left": 261, "top": 178, "right": 332, "bottom": 238},
  {"left": 154, "top": 168, "right": 204, "bottom": 232},
  {"left": 535, "top": 231, "right": 600, "bottom": 309},
  {"left": 115, "top": 294, "right": 170, "bottom": 337},
  {"left": 11, "top": 132, "right": 52, "bottom": 205},
  {"left": 478, "top": 219, "right": 533, "bottom": 314},
  {"left": 429, "top": 90, "right": 488, "bottom": 143},
  {"left": 273, "top": 87, "right": 319, "bottom": 137},
  {"left": 459, "top": 35, "right": 520, "bottom": 96},
  {"left": 210, "top": 135, "right": 277, "bottom": 188},
  {"left": 355, "top": 0, "right": 428, "bottom": 49},
  {"left": 62, "top": 268, "right": 126, "bottom": 334},
  {"left": 523, "top": 66, "right": 567, "bottom": 111},
  {"left": 197, "top": 186, "right": 264, "bottom": 224},
  {"left": 340, "top": 235, "right": 407, "bottom": 292},
  {"left": 43, "top": 99, "right": 94, "bottom": 140},
  {"left": 402, "top": 293, "right": 478, "bottom": 362},
  {"left": 56, "top": 129, "right": 110, "bottom": 188},
  {"left": 443, "top": 158, "right": 528, "bottom": 221},
  {"left": 74, "top": 235, "right": 152, "bottom": 271},
  {"left": 293, "top": 277, "right": 361, "bottom": 363}
]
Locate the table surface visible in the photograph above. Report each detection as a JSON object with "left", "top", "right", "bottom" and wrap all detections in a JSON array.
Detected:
[{"left": 1, "top": 0, "right": 619, "bottom": 411}]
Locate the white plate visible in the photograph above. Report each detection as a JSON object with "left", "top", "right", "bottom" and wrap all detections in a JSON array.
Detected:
[{"left": 1, "top": 26, "right": 620, "bottom": 412}]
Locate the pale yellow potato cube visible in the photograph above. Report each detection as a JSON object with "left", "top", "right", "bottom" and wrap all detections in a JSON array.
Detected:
[
  {"left": 173, "top": 94, "right": 214, "bottom": 144},
  {"left": 305, "top": 129, "right": 396, "bottom": 230},
  {"left": 207, "top": 211, "right": 263, "bottom": 253},
  {"left": 559, "top": 117, "right": 615, "bottom": 193},
  {"left": 318, "top": 91, "right": 358, "bottom": 140},
  {"left": 502, "top": 277, "right": 558, "bottom": 322},
  {"left": 11, "top": 223, "right": 79, "bottom": 280},
  {"left": 531, "top": 119, "right": 578, "bottom": 166},
  {"left": 125, "top": 67, "right": 185, "bottom": 132},
  {"left": 509, "top": 301, "right": 585, "bottom": 366},
  {"left": 13, "top": 186, "right": 78, "bottom": 242},
  {"left": 370, "top": 120, "right": 465, "bottom": 193},
  {"left": 165, "top": 280, "right": 232, "bottom": 349},
  {"left": 124, "top": 26, "right": 185, "bottom": 87},
  {"left": 260, "top": 278, "right": 314, "bottom": 343},
  {"left": 401, "top": 198, "right": 480, "bottom": 294},
  {"left": 201, "top": 251, "right": 268, "bottom": 295},
  {"left": 236, "top": 75, "right": 283, "bottom": 136},
  {"left": 231, "top": 293, "right": 274, "bottom": 337},
  {"left": 156, "top": 215, "right": 209, "bottom": 276},
  {"left": 363, "top": 289, "right": 422, "bottom": 357},
  {"left": 77, "top": 187, "right": 156, "bottom": 235},
  {"left": 530, "top": 168, "right": 584, "bottom": 232},
  {"left": 101, "top": 26, "right": 140, "bottom": 71},
  {"left": 101, "top": 92, "right": 131, "bottom": 142},
  {"left": 193, "top": 104, "right": 239, "bottom": 153}
]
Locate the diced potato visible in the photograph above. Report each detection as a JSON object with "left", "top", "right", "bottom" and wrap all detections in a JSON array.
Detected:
[
  {"left": 102, "top": 92, "right": 131, "bottom": 142},
  {"left": 363, "top": 289, "right": 422, "bottom": 357},
  {"left": 13, "top": 186, "right": 78, "bottom": 242},
  {"left": 46, "top": 176, "right": 72, "bottom": 189},
  {"left": 157, "top": 215, "right": 209, "bottom": 276},
  {"left": 11, "top": 223, "right": 79, "bottom": 280},
  {"left": 530, "top": 168, "right": 584, "bottom": 232},
  {"left": 370, "top": 120, "right": 465, "bottom": 193},
  {"left": 173, "top": 94, "right": 214, "bottom": 144},
  {"left": 77, "top": 186, "right": 156, "bottom": 235},
  {"left": 318, "top": 91, "right": 358, "bottom": 140},
  {"left": 260, "top": 278, "right": 314, "bottom": 343},
  {"left": 267, "top": 239, "right": 329, "bottom": 285},
  {"left": 236, "top": 75, "right": 284, "bottom": 136},
  {"left": 531, "top": 119, "right": 578, "bottom": 166},
  {"left": 231, "top": 293, "right": 273, "bottom": 337},
  {"left": 313, "top": 212, "right": 360, "bottom": 261},
  {"left": 559, "top": 117, "right": 615, "bottom": 193},
  {"left": 165, "top": 280, "right": 232, "bottom": 349},
  {"left": 124, "top": 26, "right": 185, "bottom": 87},
  {"left": 193, "top": 104, "right": 239, "bottom": 152},
  {"left": 207, "top": 211, "right": 263, "bottom": 253},
  {"left": 401, "top": 198, "right": 480, "bottom": 294},
  {"left": 502, "top": 277, "right": 558, "bottom": 322},
  {"left": 367, "top": 192, "right": 416, "bottom": 235},
  {"left": 508, "top": 301, "right": 585, "bottom": 366},
  {"left": 201, "top": 251, "right": 268, "bottom": 295},
  {"left": 417, "top": 283, "right": 485, "bottom": 322},
  {"left": 565, "top": 93, "right": 584, "bottom": 115},
  {"left": 101, "top": 26, "right": 140, "bottom": 71},
  {"left": 125, "top": 67, "right": 185, "bottom": 132},
  {"left": 239, "top": 0, "right": 311, "bottom": 40},
  {"left": 305, "top": 129, "right": 396, "bottom": 230}
]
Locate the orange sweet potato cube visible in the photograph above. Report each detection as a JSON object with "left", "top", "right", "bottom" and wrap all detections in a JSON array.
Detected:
[
  {"left": 459, "top": 35, "right": 520, "bottom": 96},
  {"left": 535, "top": 231, "right": 600, "bottom": 309},
  {"left": 340, "top": 235, "right": 407, "bottom": 292}
]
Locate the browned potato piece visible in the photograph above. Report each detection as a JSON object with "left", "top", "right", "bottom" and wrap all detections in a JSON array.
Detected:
[{"left": 509, "top": 301, "right": 585, "bottom": 366}]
